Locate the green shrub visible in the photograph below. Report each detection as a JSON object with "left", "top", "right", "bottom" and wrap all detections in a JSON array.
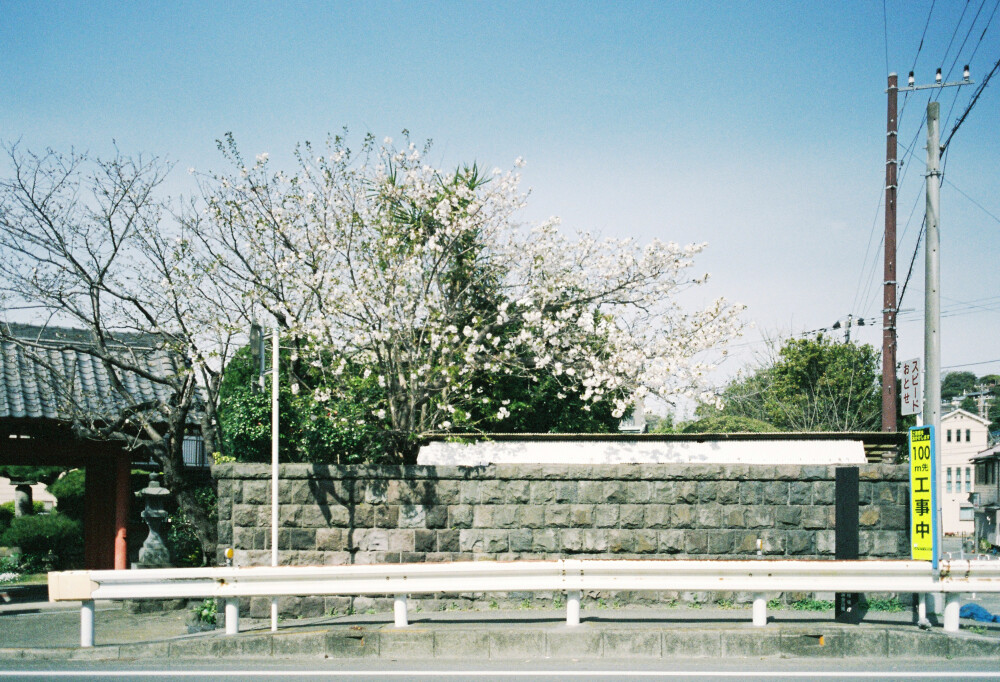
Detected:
[
  {"left": 47, "top": 469, "right": 85, "bottom": 520},
  {"left": 166, "top": 484, "right": 217, "bottom": 567},
  {"left": 0, "top": 512, "right": 83, "bottom": 571},
  {"left": 0, "top": 501, "right": 47, "bottom": 538}
]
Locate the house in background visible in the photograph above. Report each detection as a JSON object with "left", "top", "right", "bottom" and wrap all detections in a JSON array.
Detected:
[
  {"left": 940, "top": 408, "right": 991, "bottom": 536},
  {"left": 972, "top": 442, "right": 1000, "bottom": 549}
]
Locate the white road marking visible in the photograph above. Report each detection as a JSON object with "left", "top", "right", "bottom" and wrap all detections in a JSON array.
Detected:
[{"left": 0, "top": 672, "right": 998, "bottom": 679}]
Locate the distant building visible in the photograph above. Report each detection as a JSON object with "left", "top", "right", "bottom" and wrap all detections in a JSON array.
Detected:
[
  {"left": 971, "top": 442, "right": 1000, "bottom": 549},
  {"left": 940, "top": 408, "right": 990, "bottom": 535}
]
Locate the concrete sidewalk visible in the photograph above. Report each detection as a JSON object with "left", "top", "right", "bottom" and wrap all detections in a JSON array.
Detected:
[{"left": 0, "top": 598, "right": 998, "bottom": 662}]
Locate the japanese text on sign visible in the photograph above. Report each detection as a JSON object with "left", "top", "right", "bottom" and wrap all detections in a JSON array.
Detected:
[
  {"left": 901, "top": 358, "right": 921, "bottom": 417},
  {"left": 908, "top": 425, "right": 936, "bottom": 563}
]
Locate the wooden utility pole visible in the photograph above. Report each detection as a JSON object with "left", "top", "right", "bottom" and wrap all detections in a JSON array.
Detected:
[{"left": 882, "top": 73, "right": 899, "bottom": 432}]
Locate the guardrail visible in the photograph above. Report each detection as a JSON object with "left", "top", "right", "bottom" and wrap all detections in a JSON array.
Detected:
[{"left": 48, "top": 558, "right": 1000, "bottom": 647}]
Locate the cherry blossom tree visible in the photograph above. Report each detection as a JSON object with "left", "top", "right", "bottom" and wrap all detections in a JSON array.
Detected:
[{"left": 193, "top": 133, "right": 744, "bottom": 462}]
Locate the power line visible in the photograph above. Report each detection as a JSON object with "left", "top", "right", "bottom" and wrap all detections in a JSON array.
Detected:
[
  {"left": 944, "top": 177, "right": 1000, "bottom": 225},
  {"left": 942, "top": 53, "right": 1000, "bottom": 151},
  {"left": 943, "top": 358, "right": 1000, "bottom": 369}
]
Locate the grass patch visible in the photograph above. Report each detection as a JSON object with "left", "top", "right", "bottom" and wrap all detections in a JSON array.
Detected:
[
  {"left": 790, "top": 598, "right": 834, "bottom": 612},
  {"left": 866, "top": 597, "right": 905, "bottom": 612},
  {"left": 767, "top": 598, "right": 783, "bottom": 610},
  {"left": 715, "top": 598, "right": 737, "bottom": 610}
]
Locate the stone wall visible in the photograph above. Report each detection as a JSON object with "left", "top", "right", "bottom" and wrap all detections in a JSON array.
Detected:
[{"left": 214, "top": 463, "right": 909, "bottom": 617}]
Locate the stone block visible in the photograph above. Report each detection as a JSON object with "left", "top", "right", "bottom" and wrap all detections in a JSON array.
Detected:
[
  {"left": 561, "top": 528, "right": 584, "bottom": 552},
  {"left": 324, "top": 631, "right": 379, "bottom": 658},
  {"left": 777, "top": 506, "right": 802, "bottom": 528},
  {"left": 529, "top": 481, "right": 556, "bottom": 504},
  {"left": 685, "top": 533, "right": 708, "bottom": 554},
  {"left": 697, "top": 481, "right": 718, "bottom": 502},
  {"left": 459, "top": 481, "right": 480, "bottom": 504},
  {"left": 603, "top": 481, "right": 628, "bottom": 503},
  {"left": 579, "top": 481, "right": 604, "bottom": 504},
  {"left": 243, "top": 480, "right": 269, "bottom": 504},
  {"left": 645, "top": 505, "right": 670, "bottom": 528},
  {"left": 519, "top": 505, "right": 546, "bottom": 529},
  {"left": 763, "top": 481, "right": 789, "bottom": 505},
  {"left": 232, "top": 504, "right": 257, "bottom": 527},
  {"left": 787, "top": 530, "right": 813, "bottom": 555},
  {"left": 760, "top": 531, "right": 786, "bottom": 555},
  {"left": 880, "top": 504, "right": 906, "bottom": 530},
  {"left": 459, "top": 529, "right": 484, "bottom": 552},
  {"left": 532, "top": 529, "right": 559, "bottom": 552},
  {"left": 387, "top": 529, "right": 414, "bottom": 552},
  {"left": 739, "top": 481, "right": 763, "bottom": 505},
  {"left": 625, "top": 481, "right": 650, "bottom": 503},
  {"left": 493, "top": 505, "right": 520, "bottom": 529},
  {"left": 735, "top": 533, "right": 759, "bottom": 554},
  {"left": 816, "top": 529, "right": 836, "bottom": 555},
  {"left": 504, "top": 480, "right": 531, "bottom": 503},
  {"left": 424, "top": 504, "right": 448, "bottom": 528},
  {"left": 650, "top": 480, "right": 676, "bottom": 503},
  {"left": 723, "top": 507, "right": 745, "bottom": 528},
  {"left": 472, "top": 506, "right": 493, "bottom": 528},
  {"left": 724, "top": 630, "right": 781, "bottom": 657},
  {"left": 433, "top": 480, "right": 461, "bottom": 505},
  {"left": 716, "top": 481, "right": 739, "bottom": 505},
  {"left": 374, "top": 505, "right": 398, "bottom": 528},
  {"left": 414, "top": 529, "right": 436, "bottom": 552},
  {"left": 437, "top": 529, "right": 460, "bottom": 552},
  {"left": 595, "top": 505, "right": 620, "bottom": 527},
  {"left": 279, "top": 528, "right": 316, "bottom": 550},
  {"left": 671, "top": 505, "right": 693, "bottom": 529},
  {"left": 555, "top": 481, "right": 578, "bottom": 503},
  {"left": 871, "top": 481, "right": 897, "bottom": 504},
  {"left": 381, "top": 630, "right": 435, "bottom": 659},
  {"left": 633, "top": 530, "right": 657, "bottom": 553},
  {"left": 812, "top": 481, "right": 836, "bottom": 504},
  {"left": 656, "top": 530, "right": 684, "bottom": 554},
  {"left": 789, "top": 481, "right": 813, "bottom": 505},
  {"left": 620, "top": 504, "right": 644, "bottom": 528},
  {"left": 607, "top": 530, "right": 632, "bottom": 553},
  {"left": 583, "top": 529, "right": 608, "bottom": 552},
  {"left": 708, "top": 530, "right": 735, "bottom": 554},
  {"left": 351, "top": 504, "right": 375, "bottom": 527},
  {"left": 509, "top": 529, "right": 533, "bottom": 552},
  {"left": 448, "top": 505, "right": 473, "bottom": 529},
  {"left": 316, "top": 528, "right": 347, "bottom": 551},
  {"left": 677, "top": 481, "right": 699, "bottom": 504},
  {"left": 480, "top": 480, "right": 505, "bottom": 504},
  {"left": 695, "top": 504, "right": 723, "bottom": 529},
  {"left": 745, "top": 506, "right": 775, "bottom": 529},
  {"left": 546, "top": 505, "right": 571, "bottom": 528},
  {"left": 351, "top": 528, "right": 388, "bottom": 552},
  {"left": 859, "top": 507, "right": 880, "bottom": 527},
  {"left": 801, "top": 507, "right": 828, "bottom": 530}
]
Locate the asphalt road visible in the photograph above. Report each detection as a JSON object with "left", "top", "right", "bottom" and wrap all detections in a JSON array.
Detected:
[{"left": 1, "top": 658, "right": 1000, "bottom": 682}]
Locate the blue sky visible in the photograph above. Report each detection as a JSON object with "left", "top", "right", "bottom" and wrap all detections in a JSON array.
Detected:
[{"left": 3, "top": 0, "right": 999, "bottom": 396}]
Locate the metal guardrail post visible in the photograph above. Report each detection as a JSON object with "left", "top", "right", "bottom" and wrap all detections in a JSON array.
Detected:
[
  {"left": 225, "top": 598, "right": 240, "bottom": 635},
  {"left": 566, "top": 590, "right": 581, "bottom": 626},
  {"left": 394, "top": 594, "right": 408, "bottom": 627},
  {"left": 80, "top": 600, "right": 95, "bottom": 647},
  {"left": 752, "top": 593, "right": 767, "bottom": 627},
  {"left": 943, "top": 593, "right": 962, "bottom": 632}
]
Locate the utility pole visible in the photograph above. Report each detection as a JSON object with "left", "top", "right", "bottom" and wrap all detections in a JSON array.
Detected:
[
  {"left": 882, "top": 73, "right": 899, "bottom": 432},
  {"left": 924, "top": 101, "right": 941, "bottom": 436}
]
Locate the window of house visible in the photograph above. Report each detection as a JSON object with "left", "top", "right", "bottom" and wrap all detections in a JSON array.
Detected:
[
  {"left": 966, "top": 429, "right": 971, "bottom": 442},
  {"left": 947, "top": 467, "right": 953, "bottom": 493},
  {"left": 947, "top": 429, "right": 952, "bottom": 442},
  {"left": 966, "top": 467, "right": 972, "bottom": 492},
  {"left": 960, "top": 506, "right": 974, "bottom": 521}
]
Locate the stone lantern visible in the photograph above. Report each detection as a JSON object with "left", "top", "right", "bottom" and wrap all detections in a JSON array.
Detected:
[{"left": 135, "top": 473, "right": 172, "bottom": 568}]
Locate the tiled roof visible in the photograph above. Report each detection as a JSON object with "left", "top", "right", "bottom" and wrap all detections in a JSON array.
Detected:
[{"left": 0, "top": 324, "right": 183, "bottom": 423}]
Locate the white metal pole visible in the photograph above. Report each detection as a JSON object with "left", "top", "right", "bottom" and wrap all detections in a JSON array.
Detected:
[
  {"left": 225, "top": 598, "right": 240, "bottom": 635},
  {"left": 752, "top": 593, "right": 768, "bottom": 627},
  {"left": 80, "top": 600, "right": 95, "bottom": 647},
  {"left": 271, "top": 324, "right": 280, "bottom": 632},
  {"left": 924, "top": 101, "right": 942, "bottom": 568},
  {"left": 566, "top": 590, "right": 581, "bottom": 626},
  {"left": 393, "top": 594, "right": 409, "bottom": 628}
]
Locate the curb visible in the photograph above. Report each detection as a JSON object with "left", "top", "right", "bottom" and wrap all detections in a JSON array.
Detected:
[{"left": 2, "top": 623, "right": 998, "bottom": 662}]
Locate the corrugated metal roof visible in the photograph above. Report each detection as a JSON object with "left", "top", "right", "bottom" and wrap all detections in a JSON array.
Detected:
[{"left": 0, "top": 324, "right": 182, "bottom": 423}]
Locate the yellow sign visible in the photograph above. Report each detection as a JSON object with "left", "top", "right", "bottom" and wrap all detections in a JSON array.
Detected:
[{"left": 908, "top": 426, "right": 936, "bottom": 563}]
